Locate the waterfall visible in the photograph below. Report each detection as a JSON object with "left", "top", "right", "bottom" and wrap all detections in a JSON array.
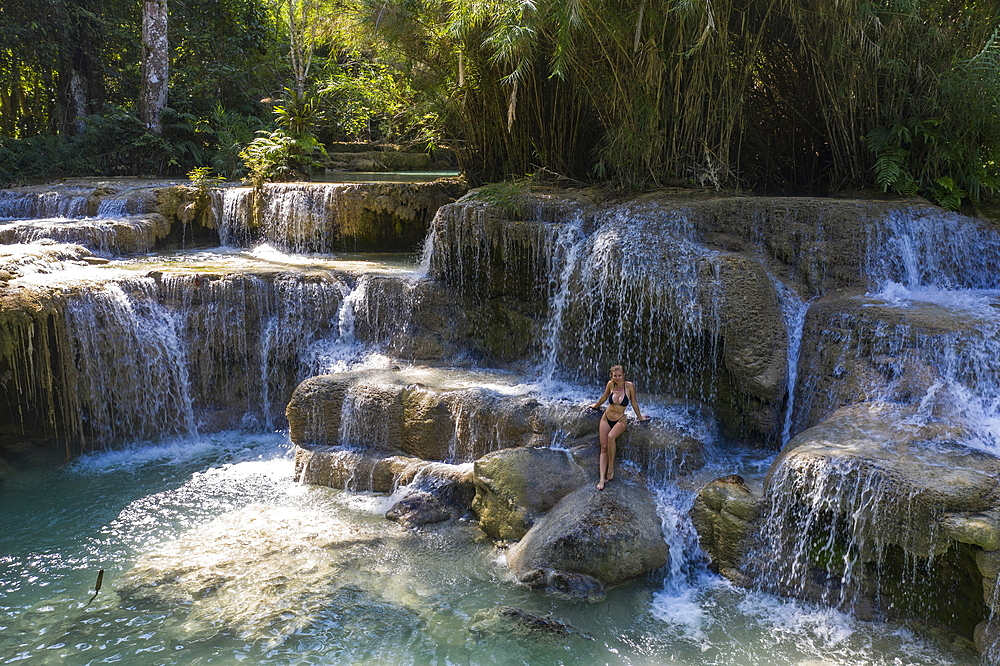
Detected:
[
  {"left": 63, "top": 278, "right": 199, "bottom": 445},
  {"left": 773, "top": 280, "right": 810, "bottom": 446},
  {"left": 533, "top": 207, "right": 723, "bottom": 404},
  {"left": 752, "top": 454, "right": 895, "bottom": 611},
  {"left": 9, "top": 270, "right": 352, "bottom": 449},
  {"left": 539, "top": 216, "right": 586, "bottom": 384},
  {"left": 867, "top": 207, "right": 1000, "bottom": 291},
  {"left": 0, "top": 188, "right": 91, "bottom": 219},
  {"left": 864, "top": 208, "right": 1000, "bottom": 452}
]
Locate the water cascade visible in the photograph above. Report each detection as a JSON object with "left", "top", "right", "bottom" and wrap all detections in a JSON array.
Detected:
[
  {"left": 3, "top": 182, "right": 998, "bottom": 665},
  {"left": 743, "top": 206, "right": 1000, "bottom": 655}
]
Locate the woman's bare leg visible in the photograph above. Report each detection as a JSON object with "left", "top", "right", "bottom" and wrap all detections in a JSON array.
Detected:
[
  {"left": 598, "top": 418, "right": 610, "bottom": 490},
  {"left": 606, "top": 420, "right": 626, "bottom": 481}
]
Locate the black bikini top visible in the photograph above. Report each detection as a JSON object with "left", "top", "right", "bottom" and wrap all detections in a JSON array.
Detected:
[{"left": 610, "top": 384, "right": 629, "bottom": 408}]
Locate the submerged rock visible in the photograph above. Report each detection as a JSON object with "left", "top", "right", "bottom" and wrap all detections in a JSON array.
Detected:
[
  {"left": 468, "top": 605, "right": 593, "bottom": 640},
  {"left": 115, "top": 505, "right": 387, "bottom": 646}
]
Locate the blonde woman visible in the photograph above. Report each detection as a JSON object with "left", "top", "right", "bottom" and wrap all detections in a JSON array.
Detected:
[{"left": 589, "top": 365, "right": 649, "bottom": 490}]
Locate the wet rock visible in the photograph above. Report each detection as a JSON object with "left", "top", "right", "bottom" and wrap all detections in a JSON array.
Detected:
[
  {"left": 471, "top": 446, "right": 589, "bottom": 541},
  {"left": 386, "top": 491, "right": 453, "bottom": 527},
  {"left": 690, "top": 474, "right": 762, "bottom": 579},
  {"left": 469, "top": 605, "right": 593, "bottom": 639},
  {"left": 506, "top": 481, "right": 668, "bottom": 587},
  {"left": 513, "top": 567, "right": 607, "bottom": 602},
  {"left": 294, "top": 445, "right": 475, "bottom": 501},
  {"left": 708, "top": 253, "right": 788, "bottom": 435},
  {"left": 287, "top": 370, "right": 557, "bottom": 462},
  {"left": 751, "top": 402, "right": 1000, "bottom": 640}
]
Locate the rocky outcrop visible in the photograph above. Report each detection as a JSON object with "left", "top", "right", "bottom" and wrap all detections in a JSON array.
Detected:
[
  {"left": 288, "top": 371, "right": 711, "bottom": 473},
  {"left": 0, "top": 213, "right": 173, "bottom": 255},
  {"left": 741, "top": 402, "right": 1000, "bottom": 642},
  {"left": 506, "top": 481, "right": 668, "bottom": 597},
  {"left": 286, "top": 371, "right": 544, "bottom": 461}
]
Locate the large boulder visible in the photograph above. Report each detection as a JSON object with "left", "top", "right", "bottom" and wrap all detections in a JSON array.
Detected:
[
  {"left": 471, "top": 446, "right": 590, "bottom": 541},
  {"left": 506, "top": 481, "right": 668, "bottom": 592}
]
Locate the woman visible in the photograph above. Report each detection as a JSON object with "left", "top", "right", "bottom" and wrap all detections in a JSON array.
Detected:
[{"left": 589, "top": 365, "right": 649, "bottom": 490}]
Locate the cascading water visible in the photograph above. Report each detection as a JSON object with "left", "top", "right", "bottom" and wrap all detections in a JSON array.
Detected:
[
  {"left": 746, "top": 205, "right": 1000, "bottom": 657},
  {"left": 62, "top": 278, "right": 199, "bottom": 444},
  {"left": 2, "top": 185, "right": 990, "bottom": 666}
]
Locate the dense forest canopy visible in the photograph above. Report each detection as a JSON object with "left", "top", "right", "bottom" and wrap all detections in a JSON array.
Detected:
[{"left": 2, "top": 0, "right": 1000, "bottom": 207}]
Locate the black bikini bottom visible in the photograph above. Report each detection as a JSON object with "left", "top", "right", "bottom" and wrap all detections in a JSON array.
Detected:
[{"left": 604, "top": 415, "right": 625, "bottom": 428}]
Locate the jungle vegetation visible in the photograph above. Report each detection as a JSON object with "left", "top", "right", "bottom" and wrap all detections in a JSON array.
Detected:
[{"left": 2, "top": 0, "right": 1000, "bottom": 208}]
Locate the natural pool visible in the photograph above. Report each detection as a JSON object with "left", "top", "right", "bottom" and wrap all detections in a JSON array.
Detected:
[{"left": 0, "top": 431, "right": 979, "bottom": 666}]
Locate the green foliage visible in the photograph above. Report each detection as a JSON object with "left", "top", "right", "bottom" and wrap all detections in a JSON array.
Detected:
[
  {"left": 865, "top": 43, "right": 1000, "bottom": 210},
  {"left": 317, "top": 64, "right": 404, "bottom": 140},
  {"left": 239, "top": 129, "right": 325, "bottom": 187},
  {"left": 187, "top": 166, "right": 226, "bottom": 199},
  {"left": 465, "top": 178, "right": 532, "bottom": 218},
  {"left": 271, "top": 87, "right": 326, "bottom": 142},
  {"left": 169, "top": 0, "right": 285, "bottom": 116},
  {"left": 206, "top": 105, "right": 270, "bottom": 179}
]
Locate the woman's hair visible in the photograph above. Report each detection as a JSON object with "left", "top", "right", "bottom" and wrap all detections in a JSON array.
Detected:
[{"left": 609, "top": 365, "right": 624, "bottom": 377}]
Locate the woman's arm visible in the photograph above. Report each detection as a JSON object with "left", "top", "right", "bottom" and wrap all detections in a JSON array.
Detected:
[
  {"left": 627, "top": 382, "right": 649, "bottom": 420},
  {"left": 590, "top": 381, "right": 612, "bottom": 409}
]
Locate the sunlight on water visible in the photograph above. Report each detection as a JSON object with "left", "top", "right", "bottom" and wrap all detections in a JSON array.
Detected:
[{"left": 0, "top": 431, "right": 977, "bottom": 666}]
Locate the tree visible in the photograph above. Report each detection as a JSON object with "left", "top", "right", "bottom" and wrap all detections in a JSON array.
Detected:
[{"left": 141, "top": 0, "right": 169, "bottom": 133}]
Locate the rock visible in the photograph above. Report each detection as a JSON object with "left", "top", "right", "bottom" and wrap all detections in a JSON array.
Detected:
[
  {"left": 468, "top": 605, "right": 593, "bottom": 640},
  {"left": 471, "top": 446, "right": 589, "bottom": 541},
  {"left": 512, "top": 567, "right": 607, "bottom": 602},
  {"left": 690, "top": 474, "right": 762, "bottom": 577},
  {"left": 385, "top": 491, "right": 453, "bottom": 527},
  {"left": 751, "top": 401, "right": 1000, "bottom": 639},
  {"left": 708, "top": 253, "right": 788, "bottom": 435},
  {"left": 940, "top": 513, "right": 1000, "bottom": 551},
  {"left": 294, "top": 446, "right": 475, "bottom": 504},
  {"left": 287, "top": 370, "right": 575, "bottom": 462},
  {"left": 506, "top": 481, "right": 668, "bottom": 587},
  {"left": 114, "top": 505, "right": 386, "bottom": 646}
]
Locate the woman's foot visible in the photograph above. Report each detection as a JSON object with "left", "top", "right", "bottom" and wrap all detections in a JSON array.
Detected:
[
  {"left": 596, "top": 480, "right": 605, "bottom": 490},
  {"left": 606, "top": 471, "right": 614, "bottom": 481}
]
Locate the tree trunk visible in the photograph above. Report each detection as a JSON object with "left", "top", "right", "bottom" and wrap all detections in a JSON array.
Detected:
[
  {"left": 141, "top": 0, "right": 168, "bottom": 134},
  {"left": 69, "top": 70, "right": 89, "bottom": 134}
]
